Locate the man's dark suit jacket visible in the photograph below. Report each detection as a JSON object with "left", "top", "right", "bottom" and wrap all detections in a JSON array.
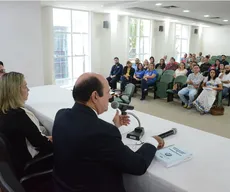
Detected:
[{"left": 52, "top": 103, "right": 157, "bottom": 192}]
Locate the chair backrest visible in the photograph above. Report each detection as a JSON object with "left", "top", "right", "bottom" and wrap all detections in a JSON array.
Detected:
[
  {"left": 123, "top": 83, "right": 135, "bottom": 98},
  {"left": 155, "top": 69, "right": 163, "bottom": 76},
  {"left": 160, "top": 74, "right": 174, "bottom": 84},
  {"left": 163, "top": 70, "right": 175, "bottom": 76},
  {"left": 174, "top": 75, "right": 187, "bottom": 86},
  {"left": 0, "top": 134, "right": 25, "bottom": 192}
]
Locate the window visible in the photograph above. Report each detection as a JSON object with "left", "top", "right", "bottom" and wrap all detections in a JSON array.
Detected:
[
  {"left": 128, "top": 18, "right": 151, "bottom": 62},
  {"left": 175, "top": 24, "right": 190, "bottom": 62},
  {"left": 53, "top": 8, "right": 90, "bottom": 87}
]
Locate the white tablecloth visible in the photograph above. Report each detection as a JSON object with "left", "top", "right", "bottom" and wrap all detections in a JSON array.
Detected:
[{"left": 26, "top": 85, "right": 230, "bottom": 192}]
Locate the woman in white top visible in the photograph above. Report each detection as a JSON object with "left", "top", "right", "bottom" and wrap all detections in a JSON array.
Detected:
[
  {"left": 172, "top": 62, "right": 187, "bottom": 92},
  {"left": 174, "top": 62, "right": 187, "bottom": 78},
  {"left": 193, "top": 69, "right": 223, "bottom": 114}
]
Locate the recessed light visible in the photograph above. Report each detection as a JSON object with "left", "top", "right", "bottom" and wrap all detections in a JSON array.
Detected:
[
  {"left": 183, "top": 10, "right": 190, "bottom": 13},
  {"left": 223, "top": 19, "right": 228, "bottom": 22},
  {"left": 155, "top": 3, "right": 162, "bottom": 6},
  {"left": 204, "top": 15, "right": 209, "bottom": 17}
]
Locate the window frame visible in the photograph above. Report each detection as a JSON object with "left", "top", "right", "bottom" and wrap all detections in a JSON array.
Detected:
[
  {"left": 128, "top": 17, "right": 152, "bottom": 62},
  {"left": 53, "top": 8, "right": 90, "bottom": 87}
]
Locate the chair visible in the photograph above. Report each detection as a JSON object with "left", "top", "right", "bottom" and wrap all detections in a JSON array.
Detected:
[
  {"left": 166, "top": 76, "right": 188, "bottom": 102},
  {"left": 155, "top": 69, "right": 163, "bottom": 80},
  {"left": 0, "top": 133, "right": 54, "bottom": 192},
  {"left": 154, "top": 74, "right": 174, "bottom": 99},
  {"left": 163, "top": 70, "right": 175, "bottom": 76},
  {"left": 113, "top": 83, "right": 135, "bottom": 104}
]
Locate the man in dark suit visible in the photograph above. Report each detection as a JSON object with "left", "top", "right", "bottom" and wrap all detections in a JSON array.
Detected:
[
  {"left": 52, "top": 73, "right": 165, "bottom": 192},
  {"left": 106, "top": 57, "right": 123, "bottom": 90}
]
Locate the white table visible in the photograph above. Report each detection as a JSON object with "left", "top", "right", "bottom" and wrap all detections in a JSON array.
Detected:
[{"left": 26, "top": 85, "right": 230, "bottom": 192}]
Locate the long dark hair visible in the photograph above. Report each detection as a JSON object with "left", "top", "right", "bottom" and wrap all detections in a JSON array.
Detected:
[
  {"left": 208, "top": 69, "right": 218, "bottom": 81},
  {"left": 137, "top": 63, "right": 144, "bottom": 71}
]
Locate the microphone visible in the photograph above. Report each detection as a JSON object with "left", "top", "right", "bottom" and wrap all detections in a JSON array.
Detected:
[
  {"left": 158, "top": 128, "right": 177, "bottom": 139},
  {"left": 111, "top": 101, "right": 134, "bottom": 111}
]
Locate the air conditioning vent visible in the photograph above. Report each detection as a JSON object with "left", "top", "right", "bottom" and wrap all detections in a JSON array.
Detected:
[
  {"left": 209, "top": 17, "right": 220, "bottom": 19},
  {"left": 162, "top": 5, "right": 179, "bottom": 9}
]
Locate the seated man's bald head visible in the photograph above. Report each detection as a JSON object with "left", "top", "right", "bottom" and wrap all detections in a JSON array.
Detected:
[{"left": 73, "top": 73, "right": 105, "bottom": 103}]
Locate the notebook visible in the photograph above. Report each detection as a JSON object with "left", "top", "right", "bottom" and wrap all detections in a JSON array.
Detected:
[{"left": 155, "top": 145, "right": 193, "bottom": 168}]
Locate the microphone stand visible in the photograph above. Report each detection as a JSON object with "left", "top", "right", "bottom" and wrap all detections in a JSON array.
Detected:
[{"left": 125, "top": 111, "right": 145, "bottom": 140}]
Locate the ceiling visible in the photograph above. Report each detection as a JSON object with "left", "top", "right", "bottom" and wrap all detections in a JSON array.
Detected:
[{"left": 41, "top": 1, "right": 230, "bottom": 26}]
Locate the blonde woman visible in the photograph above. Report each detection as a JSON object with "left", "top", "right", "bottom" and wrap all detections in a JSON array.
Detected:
[
  {"left": 0, "top": 72, "right": 53, "bottom": 179},
  {"left": 143, "top": 59, "right": 149, "bottom": 70}
]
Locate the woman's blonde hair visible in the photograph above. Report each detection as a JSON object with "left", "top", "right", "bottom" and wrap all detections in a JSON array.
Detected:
[{"left": 0, "top": 72, "right": 25, "bottom": 113}]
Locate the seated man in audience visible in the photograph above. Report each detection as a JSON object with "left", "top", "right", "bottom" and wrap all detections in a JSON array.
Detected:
[
  {"left": 132, "top": 58, "right": 140, "bottom": 71},
  {"left": 196, "top": 52, "right": 204, "bottom": 63},
  {"left": 221, "top": 55, "right": 229, "bottom": 66},
  {"left": 0, "top": 61, "right": 5, "bottom": 77},
  {"left": 178, "top": 65, "right": 204, "bottom": 109},
  {"left": 165, "top": 57, "right": 178, "bottom": 71},
  {"left": 140, "top": 63, "right": 158, "bottom": 100},
  {"left": 219, "top": 65, "right": 230, "bottom": 99},
  {"left": 181, "top": 53, "right": 188, "bottom": 63},
  {"left": 106, "top": 57, "right": 123, "bottom": 90},
  {"left": 200, "top": 56, "right": 211, "bottom": 73},
  {"left": 120, "top": 61, "right": 135, "bottom": 92},
  {"left": 163, "top": 55, "right": 168, "bottom": 63}
]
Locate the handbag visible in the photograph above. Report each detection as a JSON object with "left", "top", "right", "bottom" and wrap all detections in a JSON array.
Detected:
[{"left": 210, "top": 105, "right": 224, "bottom": 116}]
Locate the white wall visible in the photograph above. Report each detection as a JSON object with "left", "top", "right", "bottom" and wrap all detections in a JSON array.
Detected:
[
  {"left": 91, "top": 13, "right": 129, "bottom": 77},
  {"left": 202, "top": 26, "right": 230, "bottom": 56},
  {"left": 0, "top": 1, "right": 44, "bottom": 87},
  {"left": 189, "top": 26, "right": 203, "bottom": 55},
  {"left": 153, "top": 21, "right": 176, "bottom": 62}
]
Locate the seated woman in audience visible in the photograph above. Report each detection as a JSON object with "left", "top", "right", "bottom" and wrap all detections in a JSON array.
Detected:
[
  {"left": 0, "top": 72, "right": 53, "bottom": 179},
  {"left": 140, "top": 63, "right": 158, "bottom": 100},
  {"left": 186, "top": 61, "right": 195, "bottom": 76},
  {"left": 132, "top": 63, "right": 145, "bottom": 92},
  {"left": 155, "top": 58, "right": 166, "bottom": 70},
  {"left": 120, "top": 61, "right": 135, "bottom": 92},
  {"left": 172, "top": 62, "right": 188, "bottom": 93},
  {"left": 219, "top": 63, "right": 225, "bottom": 74},
  {"left": 215, "top": 59, "right": 221, "bottom": 70},
  {"left": 143, "top": 59, "right": 149, "bottom": 70},
  {"left": 193, "top": 69, "right": 223, "bottom": 115},
  {"left": 165, "top": 57, "right": 178, "bottom": 71},
  {"left": 149, "top": 56, "right": 155, "bottom": 64}
]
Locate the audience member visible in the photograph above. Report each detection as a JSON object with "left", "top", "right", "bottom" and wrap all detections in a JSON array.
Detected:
[
  {"left": 186, "top": 61, "right": 195, "bottom": 76},
  {"left": 0, "top": 61, "right": 5, "bottom": 77},
  {"left": 165, "top": 57, "right": 178, "bottom": 71},
  {"left": 219, "top": 63, "right": 225, "bottom": 74},
  {"left": 132, "top": 58, "right": 140, "bottom": 71},
  {"left": 0, "top": 72, "right": 53, "bottom": 179},
  {"left": 143, "top": 59, "right": 149, "bottom": 70},
  {"left": 200, "top": 56, "right": 211, "bottom": 73},
  {"left": 163, "top": 55, "right": 168, "bottom": 63},
  {"left": 191, "top": 55, "right": 196, "bottom": 62},
  {"left": 187, "top": 53, "right": 192, "bottom": 63},
  {"left": 120, "top": 61, "right": 135, "bottom": 92},
  {"left": 193, "top": 69, "right": 222, "bottom": 115},
  {"left": 178, "top": 65, "right": 204, "bottom": 109},
  {"left": 52, "top": 72, "right": 164, "bottom": 192},
  {"left": 221, "top": 55, "right": 229, "bottom": 66},
  {"left": 132, "top": 63, "right": 145, "bottom": 92},
  {"left": 215, "top": 59, "right": 221, "bottom": 70},
  {"left": 219, "top": 65, "right": 230, "bottom": 99},
  {"left": 172, "top": 62, "right": 187, "bottom": 93},
  {"left": 149, "top": 56, "right": 155, "bottom": 64},
  {"left": 155, "top": 58, "right": 166, "bottom": 70},
  {"left": 106, "top": 57, "right": 123, "bottom": 90},
  {"left": 181, "top": 53, "right": 188, "bottom": 63},
  {"left": 196, "top": 52, "right": 204, "bottom": 63},
  {"left": 140, "top": 63, "right": 158, "bottom": 100}
]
